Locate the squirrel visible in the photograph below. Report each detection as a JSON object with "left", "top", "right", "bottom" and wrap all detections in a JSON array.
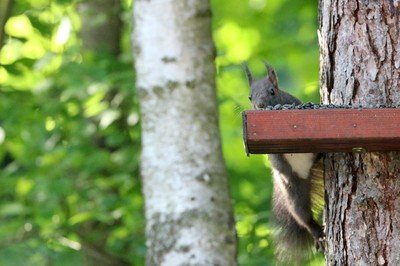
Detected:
[{"left": 243, "top": 61, "right": 325, "bottom": 263}]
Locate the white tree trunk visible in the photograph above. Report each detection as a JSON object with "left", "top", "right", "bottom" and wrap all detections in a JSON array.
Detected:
[{"left": 133, "top": 1, "right": 237, "bottom": 265}]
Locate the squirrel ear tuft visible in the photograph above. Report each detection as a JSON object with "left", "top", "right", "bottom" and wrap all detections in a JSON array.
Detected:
[
  {"left": 243, "top": 63, "right": 253, "bottom": 86},
  {"left": 263, "top": 61, "right": 279, "bottom": 89}
]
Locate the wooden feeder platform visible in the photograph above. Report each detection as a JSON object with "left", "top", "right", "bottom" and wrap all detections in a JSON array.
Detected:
[{"left": 242, "top": 108, "right": 400, "bottom": 154}]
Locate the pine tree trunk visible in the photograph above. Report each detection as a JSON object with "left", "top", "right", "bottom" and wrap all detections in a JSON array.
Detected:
[
  {"left": 132, "top": 1, "right": 237, "bottom": 265},
  {"left": 319, "top": 1, "right": 400, "bottom": 265}
]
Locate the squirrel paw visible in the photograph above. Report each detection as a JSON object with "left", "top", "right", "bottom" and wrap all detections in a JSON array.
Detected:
[{"left": 314, "top": 231, "right": 326, "bottom": 252}]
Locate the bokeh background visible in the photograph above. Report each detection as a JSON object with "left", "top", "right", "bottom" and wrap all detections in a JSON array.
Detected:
[{"left": 0, "top": 0, "right": 321, "bottom": 265}]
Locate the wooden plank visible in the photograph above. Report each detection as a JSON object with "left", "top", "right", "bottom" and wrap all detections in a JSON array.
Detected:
[{"left": 242, "top": 108, "right": 400, "bottom": 154}]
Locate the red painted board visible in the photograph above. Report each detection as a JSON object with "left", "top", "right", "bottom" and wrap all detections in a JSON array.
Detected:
[{"left": 242, "top": 108, "right": 400, "bottom": 154}]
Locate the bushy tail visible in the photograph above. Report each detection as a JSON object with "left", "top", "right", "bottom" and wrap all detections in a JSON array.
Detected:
[
  {"left": 272, "top": 157, "right": 324, "bottom": 265},
  {"left": 272, "top": 186, "right": 315, "bottom": 265}
]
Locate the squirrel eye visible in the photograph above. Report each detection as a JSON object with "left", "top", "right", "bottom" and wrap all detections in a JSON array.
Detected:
[
  {"left": 270, "top": 89, "right": 275, "bottom": 96},
  {"left": 248, "top": 96, "right": 252, "bottom": 101}
]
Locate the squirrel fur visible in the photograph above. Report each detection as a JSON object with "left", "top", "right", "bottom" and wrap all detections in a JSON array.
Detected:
[{"left": 243, "top": 61, "right": 324, "bottom": 263}]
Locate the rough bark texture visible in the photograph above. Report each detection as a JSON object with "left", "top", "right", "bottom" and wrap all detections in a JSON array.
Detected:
[
  {"left": 133, "top": 0, "right": 237, "bottom": 265},
  {"left": 319, "top": 1, "right": 400, "bottom": 265}
]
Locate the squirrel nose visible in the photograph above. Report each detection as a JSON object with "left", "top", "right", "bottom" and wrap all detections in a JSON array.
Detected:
[{"left": 254, "top": 103, "right": 266, "bottom": 110}]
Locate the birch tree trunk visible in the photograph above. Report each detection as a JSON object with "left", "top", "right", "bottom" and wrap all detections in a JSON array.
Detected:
[
  {"left": 319, "top": 1, "right": 400, "bottom": 265},
  {"left": 132, "top": 1, "right": 237, "bottom": 265}
]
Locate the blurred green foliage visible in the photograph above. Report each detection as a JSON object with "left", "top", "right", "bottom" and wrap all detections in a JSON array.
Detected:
[
  {"left": 213, "top": 0, "right": 321, "bottom": 264},
  {"left": 0, "top": 0, "right": 321, "bottom": 265}
]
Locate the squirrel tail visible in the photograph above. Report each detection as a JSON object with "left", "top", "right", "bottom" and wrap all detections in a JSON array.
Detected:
[
  {"left": 271, "top": 158, "right": 324, "bottom": 264},
  {"left": 272, "top": 184, "right": 315, "bottom": 264}
]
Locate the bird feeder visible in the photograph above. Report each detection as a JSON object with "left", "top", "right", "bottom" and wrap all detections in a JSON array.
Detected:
[{"left": 242, "top": 107, "right": 400, "bottom": 154}]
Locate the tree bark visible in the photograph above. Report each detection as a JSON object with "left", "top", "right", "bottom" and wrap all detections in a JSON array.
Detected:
[
  {"left": 319, "top": 1, "right": 400, "bottom": 265},
  {"left": 0, "top": 0, "right": 14, "bottom": 50},
  {"left": 133, "top": 0, "right": 237, "bottom": 265},
  {"left": 78, "top": 0, "right": 122, "bottom": 56}
]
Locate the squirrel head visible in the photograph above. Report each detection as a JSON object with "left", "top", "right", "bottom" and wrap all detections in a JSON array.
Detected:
[
  {"left": 244, "top": 61, "right": 301, "bottom": 109},
  {"left": 243, "top": 61, "right": 281, "bottom": 110}
]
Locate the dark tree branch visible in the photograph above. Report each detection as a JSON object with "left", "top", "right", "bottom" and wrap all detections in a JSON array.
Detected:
[{"left": 0, "top": 0, "right": 14, "bottom": 50}]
